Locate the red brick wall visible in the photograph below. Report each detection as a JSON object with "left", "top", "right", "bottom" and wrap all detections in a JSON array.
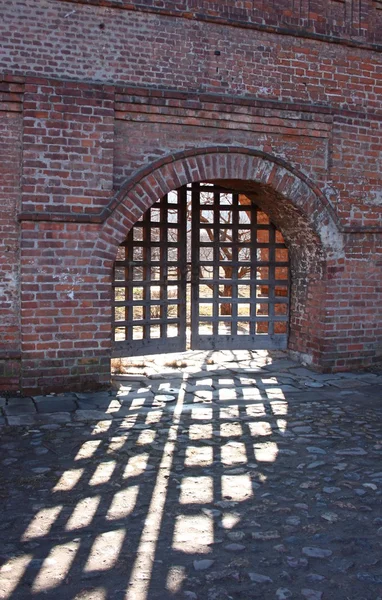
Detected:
[
  {"left": 0, "top": 0, "right": 380, "bottom": 392},
  {"left": 22, "top": 80, "right": 115, "bottom": 216},
  {"left": 20, "top": 221, "right": 111, "bottom": 393},
  {"left": 0, "top": 80, "right": 23, "bottom": 390},
  {"left": 322, "top": 236, "right": 382, "bottom": 370}
]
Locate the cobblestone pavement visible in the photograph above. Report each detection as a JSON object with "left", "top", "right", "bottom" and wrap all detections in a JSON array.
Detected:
[{"left": 0, "top": 350, "right": 381, "bottom": 600}]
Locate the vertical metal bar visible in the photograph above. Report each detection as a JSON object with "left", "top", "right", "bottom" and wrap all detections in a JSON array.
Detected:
[
  {"left": 112, "top": 259, "right": 117, "bottom": 342},
  {"left": 159, "top": 194, "right": 168, "bottom": 340},
  {"left": 268, "top": 222, "right": 276, "bottom": 336},
  {"left": 191, "top": 182, "right": 201, "bottom": 348},
  {"left": 231, "top": 193, "right": 239, "bottom": 337},
  {"left": 142, "top": 204, "right": 151, "bottom": 341},
  {"left": 125, "top": 237, "right": 132, "bottom": 342},
  {"left": 178, "top": 185, "right": 187, "bottom": 347},
  {"left": 213, "top": 189, "right": 220, "bottom": 338},
  {"left": 250, "top": 203, "right": 258, "bottom": 336}
]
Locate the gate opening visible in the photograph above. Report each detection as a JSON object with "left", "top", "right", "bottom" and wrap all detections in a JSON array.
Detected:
[{"left": 112, "top": 184, "right": 290, "bottom": 357}]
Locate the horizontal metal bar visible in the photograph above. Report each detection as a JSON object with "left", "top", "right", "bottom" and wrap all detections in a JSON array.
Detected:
[
  {"left": 114, "top": 300, "right": 182, "bottom": 307},
  {"left": 113, "top": 281, "right": 182, "bottom": 288},
  {"left": 196, "top": 297, "right": 289, "bottom": 303},
  {"left": 197, "top": 315, "right": 289, "bottom": 322},
  {"left": 114, "top": 317, "right": 180, "bottom": 326},
  {"left": 112, "top": 337, "right": 187, "bottom": 358},
  {"left": 191, "top": 335, "right": 288, "bottom": 351},
  {"left": 197, "top": 261, "right": 289, "bottom": 267}
]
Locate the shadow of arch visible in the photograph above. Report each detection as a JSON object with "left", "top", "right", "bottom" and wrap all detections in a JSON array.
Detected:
[{"left": 91, "top": 146, "right": 344, "bottom": 367}]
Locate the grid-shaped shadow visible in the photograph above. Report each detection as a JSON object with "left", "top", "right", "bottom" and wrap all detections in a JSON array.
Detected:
[
  {"left": 0, "top": 361, "right": 294, "bottom": 600},
  {"left": 2, "top": 358, "right": 381, "bottom": 600}
]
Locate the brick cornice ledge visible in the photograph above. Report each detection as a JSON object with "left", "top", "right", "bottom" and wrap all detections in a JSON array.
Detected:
[
  {"left": 59, "top": 0, "right": 382, "bottom": 52},
  {"left": 18, "top": 212, "right": 103, "bottom": 224}
]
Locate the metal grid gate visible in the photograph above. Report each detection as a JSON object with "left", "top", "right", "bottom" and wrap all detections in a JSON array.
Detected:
[
  {"left": 112, "top": 188, "right": 187, "bottom": 356},
  {"left": 112, "top": 183, "right": 290, "bottom": 356},
  {"left": 190, "top": 183, "right": 289, "bottom": 350}
]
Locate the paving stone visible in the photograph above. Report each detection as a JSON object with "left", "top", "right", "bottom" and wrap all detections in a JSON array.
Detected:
[
  {"left": 302, "top": 547, "right": 332, "bottom": 558},
  {"left": 73, "top": 410, "right": 113, "bottom": 421},
  {"left": 304, "top": 381, "right": 324, "bottom": 388},
  {"left": 306, "top": 447, "right": 327, "bottom": 455},
  {"left": 252, "top": 531, "right": 281, "bottom": 541},
  {"left": 7, "top": 397, "right": 34, "bottom": 405},
  {"left": 301, "top": 590, "right": 323, "bottom": 600},
  {"left": 77, "top": 400, "right": 115, "bottom": 410},
  {"left": 34, "top": 412, "right": 72, "bottom": 424},
  {"left": 6, "top": 415, "right": 37, "bottom": 426},
  {"left": 76, "top": 391, "right": 114, "bottom": 402},
  {"left": 35, "top": 399, "right": 77, "bottom": 413},
  {"left": 2, "top": 457, "right": 18, "bottom": 466},
  {"left": 248, "top": 573, "right": 273, "bottom": 583},
  {"left": 356, "top": 572, "right": 382, "bottom": 584},
  {"left": 321, "top": 512, "right": 339, "bottom": 523},
  {"left": 330, "top": 379, "right": 371, "bottom": 389},
  {"left": 335, "top": 448, "right": 368, "bottom": 456},
  {"left": 193, "top": 560, "right": 214, "bottom": 571},
  {"left": 307, "top": 461, "right": 326, "bottom": 469},
  {"left": 288, "top": 367, "right": 322, "bottom": 378},
  {"left": 4, "top": 404, "right": 36, "bottom": 416},
  {"left": 32, "top": 467, "right": 51, "bottom": 474},
  {"left": 292, "top": 426, "right": 312, "bottom": 434},
  {"left": 224, "top": 543, "right": 246, "bottom": 552},
  {"left": 305, "top": 574, "right": 326, "bottom": 582}
]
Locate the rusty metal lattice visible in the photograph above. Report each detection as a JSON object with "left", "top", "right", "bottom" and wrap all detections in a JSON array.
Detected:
[
  {"left": 112, "top": 188, "right": 187, "bottom": 356},
  {"left": 112, "top": 183, "right": 290, "bottom": 356},
  {"left": 190, "top": 183, "right": 290, "bottom": 350}
]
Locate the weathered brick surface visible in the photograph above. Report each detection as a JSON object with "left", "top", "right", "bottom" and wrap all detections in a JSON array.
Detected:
[
  {"left": 4, "top": 0, "right": 382, "bottom": 47},
  {"left": 22, "top": 80, "right": 114, "bottom": 215},
  {"left": 0, "top": 110, "right": 22, "bottom": 390},
  {"left": 0, "top": 0, "right": 380, "bottom": 392},
  {"left": 20, "top": 221, "right": 111, "bottom": 393}
]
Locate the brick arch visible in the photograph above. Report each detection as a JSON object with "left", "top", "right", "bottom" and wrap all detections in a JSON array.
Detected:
[
  {"left": 92, "top": 147, "right": 344, "bottom": 366},
  {"left": 93, "top": 146, "right": 343, "bottom": 269}
]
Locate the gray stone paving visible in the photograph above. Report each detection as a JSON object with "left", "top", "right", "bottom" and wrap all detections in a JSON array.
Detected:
[{"left": 0, "top": 349, "right": 381, "bottom": 600}]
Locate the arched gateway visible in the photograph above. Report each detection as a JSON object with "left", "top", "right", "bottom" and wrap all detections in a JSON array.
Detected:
[{"left": 94, "top": 147, "right": 342, "bottom": 368}]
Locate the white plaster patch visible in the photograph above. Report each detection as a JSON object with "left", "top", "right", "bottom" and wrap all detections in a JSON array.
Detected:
[
  {"left": 288, "top": 350, "right": 314, "bottom": 366},
  {"left": 322, "top": 183, "right": 340, "bottom": 209},
  {"left": 258, "top": 86, "right": 273, "bottom": 96},
  {"left": 318, "top": 221, "right": 344, "bottom": 259},
  {"left": 366, "top": 189, "right": 382, "bottom": 206}
]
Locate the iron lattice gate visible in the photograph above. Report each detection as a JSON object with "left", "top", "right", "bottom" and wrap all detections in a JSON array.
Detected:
[
  {"left": 113, "top": 188, "right": 187, "bottom": 356},
  {"left": 113, "top": 184, "right": 290, "bottom": 356},
  {"left": 190, "top": 183, "right": 289, "bottom": 350}
]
